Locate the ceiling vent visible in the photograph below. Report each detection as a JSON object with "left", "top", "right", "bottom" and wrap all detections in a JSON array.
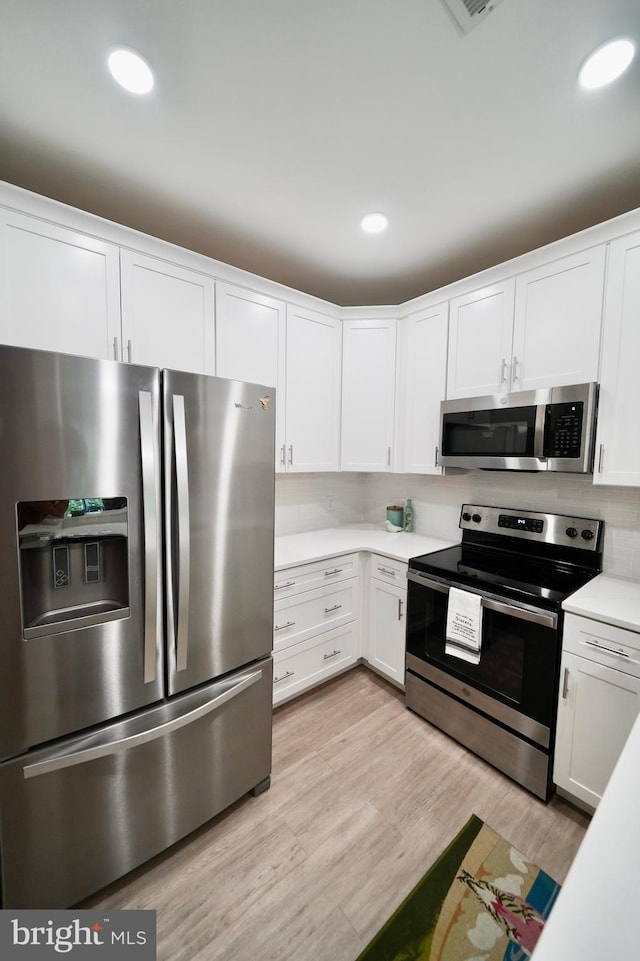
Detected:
[{"left": 441, "top": 0, "right": 504, "bottom": 34}]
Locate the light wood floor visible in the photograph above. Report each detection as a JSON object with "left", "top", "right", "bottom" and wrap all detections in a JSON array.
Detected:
[{"left": 82, "top": 667, "right": 590, "bottom": 961}]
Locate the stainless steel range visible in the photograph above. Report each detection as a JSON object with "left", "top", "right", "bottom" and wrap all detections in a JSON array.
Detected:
[{"left": 405, "top": 504, "right": 604, "bottom": 800}]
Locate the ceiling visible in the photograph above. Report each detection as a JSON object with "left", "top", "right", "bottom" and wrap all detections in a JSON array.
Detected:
[{"left": 1, "top": 0, "right": 639, "bottom": 307}]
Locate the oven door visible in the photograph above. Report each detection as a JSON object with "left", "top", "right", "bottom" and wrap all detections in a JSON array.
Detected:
[{"left": 405, "top": 571, "right": 559, "bottom": 748}]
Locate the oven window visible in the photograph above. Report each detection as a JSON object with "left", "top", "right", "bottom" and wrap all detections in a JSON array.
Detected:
[
  {"left": 406, "top": 581, "right": 558, "bottom": 727},
  {"left": 441, "top": 406, "right": 536, "bottom": 457}
]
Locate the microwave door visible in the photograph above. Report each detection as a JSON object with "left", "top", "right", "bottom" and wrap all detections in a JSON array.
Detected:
[{"left": 439, "top": 398, "right": 543, "bottom": 470}]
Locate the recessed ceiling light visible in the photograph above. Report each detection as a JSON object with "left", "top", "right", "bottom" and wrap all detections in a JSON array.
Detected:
[
  {"left": 578, "top": 38, "right": 635, "bottom": 90},
  {"left": 107, "top": 47, "right": 154, "bottom": 95},
  {"left": 361, "top": 213, "right": 389, "bottom": 234}
]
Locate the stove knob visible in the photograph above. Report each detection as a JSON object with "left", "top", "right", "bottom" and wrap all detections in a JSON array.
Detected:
[
  {"left": 565, "top": 527, "right": 578, "bottom": 538},
  {"left": 462, "top": 512, "right": 472, "bottom": 522},
  {"left": 581, "top": 529, "right": 595, "bottom": 541},
  {"left": 472, "top": 513, "right": 482, "bottom": 523}
]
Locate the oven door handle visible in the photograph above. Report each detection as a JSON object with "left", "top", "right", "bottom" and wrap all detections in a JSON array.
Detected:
[{"left": 407, "top": 571, "right": 557, "bottom": 629}]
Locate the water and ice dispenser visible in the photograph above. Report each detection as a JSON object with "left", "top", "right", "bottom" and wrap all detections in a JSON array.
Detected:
[{"left": 17, "top": 498, "right": 130, "bottom": 638}]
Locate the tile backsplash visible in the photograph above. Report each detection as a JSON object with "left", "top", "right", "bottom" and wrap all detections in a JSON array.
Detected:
[{"left": 275, "top": 471, "right": 640, "bottom": 579}]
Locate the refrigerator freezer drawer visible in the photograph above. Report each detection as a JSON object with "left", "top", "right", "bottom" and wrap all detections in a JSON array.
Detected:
[{"left": 0, "top": 658, "right": 273, "bottom": 908}]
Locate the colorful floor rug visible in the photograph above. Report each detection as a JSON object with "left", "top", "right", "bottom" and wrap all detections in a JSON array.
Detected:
[{"left": 356, "top": 815, "right": 560, "bottom": 961}]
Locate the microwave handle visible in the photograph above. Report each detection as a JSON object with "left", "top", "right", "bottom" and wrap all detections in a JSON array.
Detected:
[
  {"left": 406, "top": 571, "right": 557, "bottom": 629},
  {"left": 534, "top": 403, "right": 547, "bottom": 461}
]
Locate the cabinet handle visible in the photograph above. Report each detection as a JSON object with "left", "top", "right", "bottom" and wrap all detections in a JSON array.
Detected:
[
  {"left": 562, "top": 667, "right": 569, "bottom": 699},
  {"left": 398, "top": 598, "right": 404, "bottom": 620},
  {"left": 324, "top": 604, "right": 342, "bottom": 614},
  {"left": 512, "top": 355, "right": 520, "bottom": 382},
  {"left": 113, "top": 336, "right": 119, "bottom": 360},
  {"left": 288, "top": 444, "right": 294, "bottom": 466},
  {"left": 280, "top": 445, "right": 286, "bottom": 467},
  {"left": 274, "top": 621, "right": 295, "bottom": 632},
  {"left": 324, "top": 568, "right": 343, "bottom": 576},
  {"left": 598, "top": 444, "right": 604, "bottom": 473},
  {"left": 274, "top": 580, "right": 296, "bottom": 591},
  {"left": 500, "top": 357, "right": 508, "bottom": 384},
  {"left": 274, "top": 670, "right": 295, "bottom": 684},
  {"left": 387, "top": 447, "right": 391, "bottom": 466},
  {"left": 378, "top": 566, "right": 396, "bottom": 576},
  {"left": 435, "top": 446, "right": 439, "bottom": 467},
  {"left": 584, "top": 638, "right": 630, "bottom": 659},
  {"left": 127, "top": 339, "right": 133, "bottom": 363},
  {"left": 323, "top": 649, "right": 341, "bottom": 660}
]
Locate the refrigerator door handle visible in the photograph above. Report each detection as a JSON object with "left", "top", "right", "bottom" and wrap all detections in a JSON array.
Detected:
[
  {"left": 138, "top": 390, "right": 159, "bottom": 683},
  {"left": 23, "top": 667, "right": 264, "bottom": 780},
  {"left": 173, "top": 394, "right": 191, "bottom": 672}
]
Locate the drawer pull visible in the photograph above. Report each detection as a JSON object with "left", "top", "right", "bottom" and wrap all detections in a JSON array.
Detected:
[
  {"left": 274, "top": 670, "right": 295, "bottom": 683},
  {"left": 584, "top": 638, "right": 630, "bottom": 659},
  {"left": 274, "top": 580, "right": 296, "bottom": 590},
  {"left": 274, "top": 621, "right": 296, "bottom": 632},
  {"left": 378, "top": 566, "right": 396, "bottom": 576},
  {"left": 324, "top": 568, "right": 343, "bottom": 576},
  {"left": 324, "top": 604, "right": 342, "bottom": 614},
  {"left": 323, "top": 649, "right": 341, "bottom": 660}
]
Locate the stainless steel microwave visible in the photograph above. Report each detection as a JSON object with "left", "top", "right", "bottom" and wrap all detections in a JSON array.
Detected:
[{"left": 439, "top": 383, "right": 598, "bottom": 472}]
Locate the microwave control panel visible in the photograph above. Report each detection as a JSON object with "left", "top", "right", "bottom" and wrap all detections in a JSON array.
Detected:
[{"left": 543, "top": 401, "right": 584, "bottom": 458}]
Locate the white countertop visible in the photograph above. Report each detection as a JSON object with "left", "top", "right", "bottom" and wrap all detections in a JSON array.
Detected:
[
  {"left": 533, "top": 706, "right": 640, "bottom": 959},
  {"left": 563, "top": 573, "right": 640, "bottom": 633},
  {"left": 274, "top": 526, "right": 456, "bottom": 570}
]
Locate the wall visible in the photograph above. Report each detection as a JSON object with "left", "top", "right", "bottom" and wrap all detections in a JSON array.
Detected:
[{"left": 275, "top": 472, "right": 640, "bottom": 579}]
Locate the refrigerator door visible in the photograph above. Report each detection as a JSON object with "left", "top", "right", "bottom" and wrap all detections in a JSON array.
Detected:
[
  {"left": 163, "top": 370, "right": 275, "bottom": 693},
  {"left": 0, "top": 346, "right": 163, "bottom": 760},
  {"left": 0, "top": 657, "right": 273, "bottom": 908}
]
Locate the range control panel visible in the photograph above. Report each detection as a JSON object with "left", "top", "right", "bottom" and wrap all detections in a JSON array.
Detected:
[{"left": 459, "top": 504, "right": 602, "bottom": 551}]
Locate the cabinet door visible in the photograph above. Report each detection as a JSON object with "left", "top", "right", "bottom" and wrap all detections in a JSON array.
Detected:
[
  {"left": 396, "top": 303, "right": 448, "bottom": 473},
  {"left": 215, "top": 281, "right": 285, "bottom": 469},
  {"left": 0, "top": 210, "right": 121, "bottom": 359},
  {"left": 120, "top": 250, "right": 215, "bottom": 373},
  {"left": 594, "top": 232, "right": 640, "bottom": 486},
  {"left": 554, "top": 651, "right": 640, "bottom": 809},
  {"left": 341, "top": 318, "right": 397, "bottom": 471},
  {"left": 447, "top": 280, "right": 515, "bottom": 398},
  {"left": 512, "top": 247, "right": 606, "bottom": 391},
  {"left": 284, "top": 305, "right": 342, "bottom": 472},
  {"left": 367, "top": 577, "right": 406, "bottom": 687}
]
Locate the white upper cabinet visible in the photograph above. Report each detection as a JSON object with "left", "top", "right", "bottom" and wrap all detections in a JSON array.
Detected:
[
  {"left": 215, "top": 281, "right": 286, "bottom": 468},
  {"left": 447, "top": 280, "right": 515, "bottom": 398},
  {"left": 446, "top": 247, "right": 606, "bottom": 398},
  {"left": 215, "top": 282, "right": 285, "bottom": 388},
  {"left": 594, "top": 231, "right": 640, "bottom": 487},
  {"left": 0, "top": 210, "right": 121, "bottom": 360},
  {"left": 396, "top": 303, "right": 448, "bottom": 474},
  {"left": 341, "top": 318, "right": 397, "bottom": 472},
  {"left": 284, "top": 305, "right": 342, "bottom": 472},
  {"left": 120, "top": 250, "right": 215, "bottom": 373},
  {"left": 512, "top": 246, "right": 606, "bottom": 391}
]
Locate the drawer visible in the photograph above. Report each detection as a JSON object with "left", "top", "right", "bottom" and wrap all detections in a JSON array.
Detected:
[
  {"left": 273, "top": 581, "right": 357, "bottom": 652},
  {"left": 563, "top": 613, "right": 640, "bottom": 678},
  {"left": 274, "top": 552, "right": 359, "bottom": 599},
  {"left": 369, "top": 553, "right": 407, "bottom": 588},
  {"left": 272, "top": 624, "right": 358, "bottom": 706}
]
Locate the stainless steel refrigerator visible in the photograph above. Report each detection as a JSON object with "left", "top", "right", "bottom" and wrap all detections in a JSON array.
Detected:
[{"left": 0, "top": 344, "right": 275, "bottom": 908}]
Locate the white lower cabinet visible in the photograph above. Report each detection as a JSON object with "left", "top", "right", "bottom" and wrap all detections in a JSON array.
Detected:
[
  {"left": 273, "top": 624, "right": 358, "bottom": 705},
  {"left": 365, "top": 554, "right": 407, "bottom": 688},
  {"left": 272, "top": 554, "right": 360, "bottom": 706},
  {"left": 554, "top": 613, "right": 640, "bottom": 811}
]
